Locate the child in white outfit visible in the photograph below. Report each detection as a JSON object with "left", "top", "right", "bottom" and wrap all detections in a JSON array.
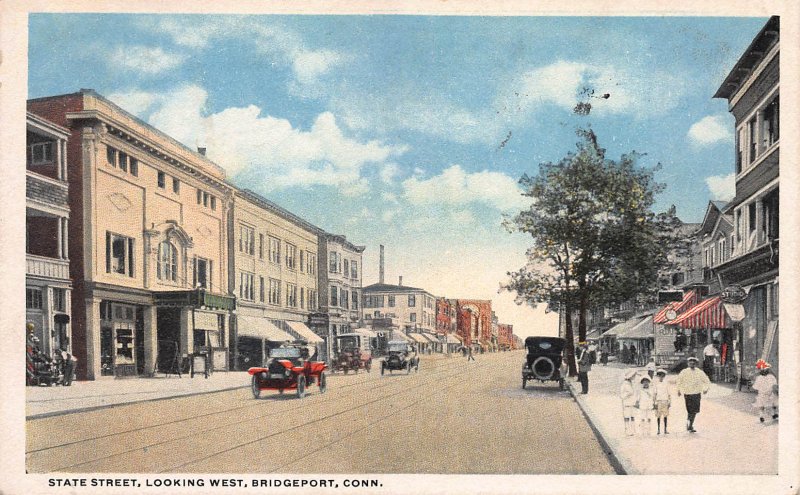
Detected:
[
  {"left": 752, "top": 360, "right": 778, "bottom": 424},
  {"left": 620, "top": 369, "right": 638, "bottom": 436},
  {"left": 636, "top": 376, "right": 655, "bottom": 436},
  {"left": 653, "top": 369, "right": 671, "bottom": 434}
]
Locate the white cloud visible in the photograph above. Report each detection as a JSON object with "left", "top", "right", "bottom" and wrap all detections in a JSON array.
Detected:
[
  {"left": 380, "top": 163, "right": 401, "bottom": 185},
  {"left": 706, "top": 173, "right": 735, "bottom": 201},
  {"left": 109, "top": 46, "right": 186, "bottom": 75},
  {"left": 688, "top": 115, "right": 733, "bottom": 146},
  {"left": 106, "top": 85, "right": 406, "bottom": 192},
  {"left": 402, "top": 165, "right": 528, "bottom": 211}
]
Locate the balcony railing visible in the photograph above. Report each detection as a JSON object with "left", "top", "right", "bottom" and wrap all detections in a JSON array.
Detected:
[{"left": 26, "top": 254, "right": 70, "bottom": 280}]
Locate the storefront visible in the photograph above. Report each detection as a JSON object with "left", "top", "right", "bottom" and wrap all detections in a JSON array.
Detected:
[
  {"left": 652, "top": 290, "right": 698, "bottom": 369},
  {"left": 615, "top": 315, "right": 655, "bottom": 366},
  {"left": 233, "top": 315, "right": 294, "bottom": 370},
  {"left": 600, "top": 314, "right": 649, "bottom": 363},
  {"left": 669, "top": 296, "right": 735, "bottom": 382}
]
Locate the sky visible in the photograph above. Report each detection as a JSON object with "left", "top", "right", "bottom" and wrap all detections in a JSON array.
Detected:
[{"left": 28, "top": 14, "right": 769, "bottom": 338}]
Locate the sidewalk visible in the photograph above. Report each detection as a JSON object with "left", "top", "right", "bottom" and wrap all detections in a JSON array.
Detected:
[
  {"left": 569, "top": 364, "right": 778, "bottom": 475},
  {"left": 26, "top": 371, "right": 250, "bottom": 419}
]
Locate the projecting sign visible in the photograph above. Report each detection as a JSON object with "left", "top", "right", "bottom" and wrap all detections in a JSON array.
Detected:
[{"left": 720, "top": 285, "right": 747, "bottom": 304}]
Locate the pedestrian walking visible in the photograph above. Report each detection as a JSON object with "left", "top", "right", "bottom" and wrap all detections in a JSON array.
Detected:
[
  {"left": 653, "top": 369, "right": 671, "bottom": 434},
  {"left": 599, "top": 347, "right": 609, "bottom": 366},
  {"left": 636, "top": 376, "right": 655, "bottom": 436},
  {"left": 703, "top": 340, "right": 720, "bottom": 379},
  {"left": 676, "top": 356, "right": 710, "bottom": 433},
  {"left": 752, "top": 359, "right": 778, "bottom": 424},
  {"left": 621, "top": 343, "right": 630, "bottom": 364},
  {"left": 577, "top": 342, "right": 592, "bottom": 394},
  {"left": 620, "top": 369, "right": 638, "bottom": 436},
  {"left": 467, "top": 346, "right": 475, "bottom": 361}
]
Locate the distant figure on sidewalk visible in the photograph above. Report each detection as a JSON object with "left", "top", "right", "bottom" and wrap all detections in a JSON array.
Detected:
[
  {"left": 629, "top": 344, "right": 637, "bottom": 366},
  {"left": 620, "top": 369, "right": 638, "bottom": 436},
  {"left": 653, "top": 369, "right": 671, "bottom": 434},
  {"left": 703, "top": 340, "right": 720, "bottom": 379},
  {"left": 676, "top": 356, "right": 710, "bottom": 433},
  {"left": 752, "top": 359, "right": 778, "bottom": 424},
  {"left": 577, "top": 342, "right": 592, "bottom": 394},
  {"left": 621, "top": 344, "right": 630, "bottom": 364},
  {"left": 467, "top": 346, "right": 475, "bottom": 361},
  {"left": 636, "top": 376, "right": 655, "bottom": 436},
  {"left": 599, "top": 348, "right": 609, "bottom": 366}
]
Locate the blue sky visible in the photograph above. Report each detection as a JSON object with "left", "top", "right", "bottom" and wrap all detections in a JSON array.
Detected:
[{"left": 28, "top": 14, "right": 768, "bottom": 336}]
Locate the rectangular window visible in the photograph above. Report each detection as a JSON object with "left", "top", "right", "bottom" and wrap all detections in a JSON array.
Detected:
[
  {"left": 286, "top": 243, "right": 297, "bottom": 270},
  {"left": 408, "top": 295, "right": 416, "bottom": 307},
  {"left": 210, "top": 196, "right": 216, "bottom": 211},
  {"left": 388, "top": 295, "right": 396, "bottom": 307},
  {"left": 330, "top": 286, "right": 338, "bottom": 307},
  {"left": 259, "top": 276, "right": 265, "bottom": 303},
  {"left": 26, "top": 287, "right": 43, "bottom": 309},
  {"left": 748, "top": 202, "right": 757, "bottom": 233},
  {"left": 300, "top": 287, "right": 305, "bottom": 309},
  {"left": 308, "top": 289, "right": 317, "bottom": 311},
  {"left": 307, "top": 252, "right": 316, "bottom": 275},
  {"left": 286, "top": 283, "right": 297, "bottom": 307},
  {"left": 129, "top": 158, "right": 138, "bottom": 176},
  {"left": 748, "top": 118, "right": 757, "bottom": 164},
  {"left": 241, "top": 225, "right": 255, "bottom": 255},
  {"left": 341, "top": 289, "right": 348, "bottom": 309},
  {"left": 259, "top": 234, "right": 264, "bottom": 259},
  {"left": 299, "top": 250, "right": 305, "bottom": 272},
  {"left": 410, "top": 312, "right": 417, "bottom": 322},
  {"left": 329, "top": 251, "right": 338, "bottom": 273},
  {"left": 106, "top": 146, "right": 116, "bottom": 167},
  {"left": 352, "top": 291, "right": 359, "bottom": 310},
  {"left": 351, "top": 261, "right": 358, "bottom": 280},
  {"left": 239, "top": 271, "right": 255, "bottom": 301},
  {"left": 343, "top": 259, "right": 350, "bottom": 278},
  {"left": 106, "top": 232, "right": 135, "bottom": 277},
  {"left": 269, "top": 278, "right": 281, "bottom": 305},
  {"left": 763, "top": 96, "right": 779, "bottom": 148},
  {"left": 197, "top": 189, "right": 202, "bottom": 205},
  {"left": 194, "top": 257, "right": 211, "bottom": 289},
  {"left": 269, "top": 236, "right": 281, "bottom": 264},
  {"left": 172, "top": 177, "right": 180, "bottom": 194},
  {"left": 203, "top": 192, "right": 209, "bottom": 207},
  {"left": 158, "top": 171, "right": 166, "bottom": 188},
  {"left": 118, "top": 151, "right": 128, "bottom": 172},
  {"left": 52, "top": 288, "right": 66, "bottom": 312}
]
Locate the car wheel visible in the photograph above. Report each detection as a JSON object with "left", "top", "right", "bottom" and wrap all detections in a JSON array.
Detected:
[
  {"left": 319, "top": 372, "right": 327, "bottom": 394},
  {"left": 297, "top": 375, "right": 307, "bottom": 399},
  {"left": 251, "top": 375, "right": 261, "bottom": 399}
]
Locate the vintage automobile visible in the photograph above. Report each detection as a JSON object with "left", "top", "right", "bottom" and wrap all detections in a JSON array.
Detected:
[
  {"left": 521, "top": 336, "right": 567, "bottom": 390},
  {"left": 331, "top": 332, "right": 373, "bottom": 373},
  {"left": 248, "top": 344, "right": 327, "bottom": 399},
  {"left": 381, "top": 340, "right": 419, "bottom": 375}
]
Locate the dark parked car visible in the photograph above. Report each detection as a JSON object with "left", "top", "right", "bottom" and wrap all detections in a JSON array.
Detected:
[
  {"left": 522, "top": 336, "right": 567, "bottom": 390},
  {"left": 381, "top": 341, "right": 419, "bottom": 375}
]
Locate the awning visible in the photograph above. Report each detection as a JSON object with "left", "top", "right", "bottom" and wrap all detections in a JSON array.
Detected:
[
  {"left": 654, "top": 290, "right": 697, "bottom": 324},
  {"left": 391, "top": 331, "right": 414, "bottom": 343},
  {"left": 421, "top": 333, "right": 440, "bottom": 343},
  {"left": 602, "top": 314, "right": 648, "bottom": 337},
  {"left": 409, "top": 333, "right": 430, "bottom": 344},
  {"left": 285, "top": 320, "right": 324, "bottom": 344},
  {"left": 671, "top": 296, "right": 731, "bottom": 329},
  {"left": 351, "top": 327, "right": 378, "bottom": 339},
  {"left": 616, "top": 315, "right": 654, "bottom": 340},
  {"left": 445, "top": 334, "right": 461, "bottom": 344},
  {"left": 237, "top": 316, "right": 293, "bottom": 342}
]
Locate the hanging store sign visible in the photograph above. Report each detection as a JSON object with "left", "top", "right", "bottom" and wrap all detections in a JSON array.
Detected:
[{"left": 720, "top": 285, "right": 747, "bottom": 304}]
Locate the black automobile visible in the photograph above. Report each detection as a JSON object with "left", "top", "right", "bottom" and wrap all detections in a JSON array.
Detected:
[
  {"left": 381, "top": 341, "right": 419, "bottom": 375},
  {"left": 521, "top": 336, "right": 567, "bottom": 390}
]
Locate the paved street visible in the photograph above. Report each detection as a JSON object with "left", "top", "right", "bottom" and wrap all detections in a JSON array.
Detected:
[{"left": 26, "top": 351, "right": 615, "bottom": 474}]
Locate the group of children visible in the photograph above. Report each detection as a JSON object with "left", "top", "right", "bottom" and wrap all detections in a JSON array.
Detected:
[
  {"left": 620, "top": 363, "right": 670, "bottom": 436},
  {"left": 619, "top": 358, "right": 779, "bottom": 437}
]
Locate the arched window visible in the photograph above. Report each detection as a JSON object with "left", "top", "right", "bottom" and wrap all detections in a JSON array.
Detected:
[{"left": 158, "top": 241, "right": 178, "bottom": 282}]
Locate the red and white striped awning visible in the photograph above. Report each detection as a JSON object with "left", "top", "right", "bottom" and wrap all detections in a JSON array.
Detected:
[
  {"left": 653, "top": 290, "right": 697, "bottom": 324},
  {"left": 671, "top": 296, "right": 731, "bottom": 329}
]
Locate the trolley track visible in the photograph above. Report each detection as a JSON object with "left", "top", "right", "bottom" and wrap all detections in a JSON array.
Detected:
[{"left": 27, "top": 356, "right": 481, "bottom": 472}]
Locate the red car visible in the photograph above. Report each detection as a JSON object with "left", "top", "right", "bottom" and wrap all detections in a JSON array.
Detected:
[{"left": 248, "top": 345, "right": 327, "bottom": 399}]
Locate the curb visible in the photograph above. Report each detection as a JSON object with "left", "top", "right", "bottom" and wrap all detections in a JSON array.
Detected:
[
  {"left": 26, "top": 384, "right": 248, "bottom": 421},
  {"left": 567, "top": 379, "right": 631, "bottom": 475}
]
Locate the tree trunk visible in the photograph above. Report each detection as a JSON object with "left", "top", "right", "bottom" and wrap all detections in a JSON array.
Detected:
[
  {"left": 578, "top": 288, "right": 588, "bottom": 343},
  {"left": 563, "top": 300, "right": 577, "bottom": 377}
]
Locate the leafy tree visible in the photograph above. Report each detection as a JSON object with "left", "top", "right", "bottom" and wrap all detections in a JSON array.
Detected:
[{"left": 503, "top": 129, "right": 683, "bottom": 375}]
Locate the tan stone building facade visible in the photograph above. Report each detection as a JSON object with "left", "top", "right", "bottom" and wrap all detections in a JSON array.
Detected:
[
  {"left": 229, "top": 190, "right": 322, "bottom": 369},
  {"left": 28, "top": 90, "right": 236, "bottom": 380}
]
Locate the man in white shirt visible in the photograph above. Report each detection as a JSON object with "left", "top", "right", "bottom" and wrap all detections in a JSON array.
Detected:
[{"left": 702, "top": 340, "right": 720, "bottom": 378}]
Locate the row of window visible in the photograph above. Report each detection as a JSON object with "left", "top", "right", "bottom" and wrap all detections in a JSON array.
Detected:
[
  {"left": 238, "top": 271, "right": 318, "bottom": 309},
  {"left": 108, "top": 145, "right": 217, "bottom": 210},
  {"left": 239, "top": 225, "right": 317, "bottom": 274},
  {"left": 736, "top": 93, "right": 779, "bottom": 175},
  {"left": 329, "top": 286, "right": 360, "bottom": 310},
  {"left": 733, "top": 189, "right": 779, "bottom": 256},
  {"left": 25, "top": 287, "right": 67, "bottom": 311},
  {"left": 328, "top": 251, "right": 359, "bottom": 279},
  {"left": 364, "top": 293, "right": 420, "bottom": 308},
  {"left": 28, "top": 141, "right": 54, "bottom": 166}
]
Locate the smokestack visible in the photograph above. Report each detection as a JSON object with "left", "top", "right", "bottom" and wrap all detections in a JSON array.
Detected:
[
  {"left": 399, "top": 276, "right": 403, "bottom": 286},
  {"left": 197, "top": 147, "right": 207, "bottom": 156},
  {"left": 379, "top": 245, "right": 385, "bottom": 284}
]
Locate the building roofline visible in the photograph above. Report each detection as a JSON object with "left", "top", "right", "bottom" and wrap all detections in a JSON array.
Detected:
[
  {"left": 26, "top": 111, "right": 71, "bottom": 138},
  {"left": 713, "top": 16, "right": 779, "bottom": 100},
  {"left": 322, "top": 232, "right": 366, "bottom": 253},
  {"left": 237, "top": 188, "right": 324, "bottom": 234}
]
